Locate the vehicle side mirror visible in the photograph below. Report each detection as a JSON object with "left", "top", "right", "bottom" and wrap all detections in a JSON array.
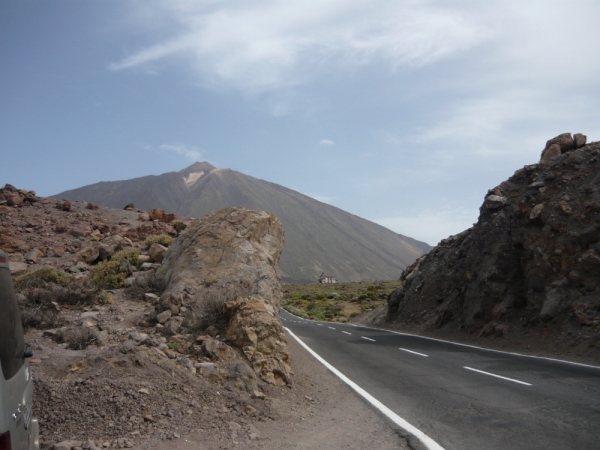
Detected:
[{"left": 23, "top": 343, "right": 33, "bottom": 358}]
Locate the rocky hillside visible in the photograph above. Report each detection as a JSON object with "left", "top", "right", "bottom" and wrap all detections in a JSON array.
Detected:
[
  {"left": 377, "top": 133, "right": 600, "bottom": 361},
  {"left": 0, "top": 187, "right": 409, "bottom": 449},
  {"left": 55, "top": 162, "right": 431, "bottom": 283},
  {"left": 0, "top": 189, "right": 293, "bottom": 448}
]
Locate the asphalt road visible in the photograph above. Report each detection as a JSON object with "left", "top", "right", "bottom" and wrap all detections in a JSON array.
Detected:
[{"left": 280, "top": 309, "right": 600, "bottom": 450}]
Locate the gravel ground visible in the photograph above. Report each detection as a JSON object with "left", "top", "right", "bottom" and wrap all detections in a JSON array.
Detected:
[
  {"left": 137, "top": 333, "right": 409, "bottom": 450},
  {"left": 27, "top": 296, "right": 408, "bottom": 450}
]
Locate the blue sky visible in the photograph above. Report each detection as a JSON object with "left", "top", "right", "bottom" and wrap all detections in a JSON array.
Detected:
[{"left": 2, "top": 0, "right": 599, "bottom": 245}]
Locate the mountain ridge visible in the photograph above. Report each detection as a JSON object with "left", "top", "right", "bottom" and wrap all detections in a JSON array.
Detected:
[{"left": 55, "top": 162, "right": 431, "bottom": 283}]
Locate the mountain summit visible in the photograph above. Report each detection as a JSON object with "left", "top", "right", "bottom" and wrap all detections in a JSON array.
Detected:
[{"left": 56, "top": 162, "right": 430, "bottom": 282}]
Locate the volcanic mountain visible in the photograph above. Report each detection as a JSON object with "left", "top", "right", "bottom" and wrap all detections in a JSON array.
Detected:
[{"left": 55, "top": 162, "right": 431, "bottom": 283}]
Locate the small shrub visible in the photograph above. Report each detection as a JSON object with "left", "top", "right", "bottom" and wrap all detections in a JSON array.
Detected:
[
  {"left": 282, "top": 305, "right": 309, "bottom": 319},
  {"left": 15, "top": 266, "right": 73, "bottom": 289},
  {"left": 21, "top": 308, "right": 65, "bottom": 330},
  {"left": 61, "top": 327, "right": 98, "bottom": 350},
  {"left": 186, "top": 279, "right": 254, "bottom": 334},
  {"left": 99, "top": 292, "right": 113, "bottom": 304},
  {"left": 167, "top": 342, "right": 180, "bottom": 350},
  {"left": 18, "top": 279, "right": 101, "bottom": 309},
  {"left": 112, "top": 249, "right": 140, "bottom": 266},
  {"left": 144, "top": 234, "right": 173, "bottom": 247},
  {"left": 172, "top": 221, "right": 187, "bottom": 233},
  {"left": 194, "top": 293, "right": 228, "bottom": 332},
  {"left": 91, "top": 249, "right": 140, "bottom": 289}
]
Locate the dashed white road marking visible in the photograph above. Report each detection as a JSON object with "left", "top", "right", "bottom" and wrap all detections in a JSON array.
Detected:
[
  {"left": 400, "top": 348, "right": 428, "bottom": 357},
  {"left": 282, "top": 309, "right": 600, "bottom": 370},
  {"left": 361, "top": 336, "right": 376, "bottom": 342},
  {"left": 317, "top": 324, "right": 323, "bottom": 326},
  {"left": 342, "top": 331, "right": 352, "bottom": 335},
  {"left": 328, "top": 327, "right": 336, "bottom": 330},
  {"left": 285, "top": 327, "right": 445, "bottom": 450},
  {"left": 464, "top": 366, "right": 532, "bottom": 386}
]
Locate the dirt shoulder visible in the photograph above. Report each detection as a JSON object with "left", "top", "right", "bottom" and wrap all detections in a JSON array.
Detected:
[
  {"left": 135, "top": 331, "right": 408, "bottom": 450},
  {"left": 27, "top": 295, "right": 407, "bottom": 450},
  {"left": 249, "top": 332, "right": 408, "bottom": 450}
]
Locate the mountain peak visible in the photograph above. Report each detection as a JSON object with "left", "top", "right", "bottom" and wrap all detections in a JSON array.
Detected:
[
  {"left": 179, "top": 162, "right": 217, "bottom": 187},
  {"left": 54, "top": 162, "right": 430, "bottom": 282},
  {"left": 179, "top": 161, "right": 217, "bottom": 176}
]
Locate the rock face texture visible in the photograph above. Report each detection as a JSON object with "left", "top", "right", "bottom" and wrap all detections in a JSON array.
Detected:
[
  {"left": 159, "top": 207, "right": 291, "bottom": 385},
  {"left": 384, "top": 137, "right": 600, "bottom": 357}
]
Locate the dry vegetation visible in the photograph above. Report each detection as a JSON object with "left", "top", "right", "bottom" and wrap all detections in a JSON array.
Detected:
[{"left": 281, "top": 280, "right": 401, "bottom": 322}]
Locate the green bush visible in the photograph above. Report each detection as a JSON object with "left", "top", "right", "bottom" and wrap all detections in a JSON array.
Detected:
[
  {"left": 144, "top": 234, "right": 173, "bottom": 247},
  {"left": 15, "top": 266, "right": 73, "bottom": 289},
  {"left": 91, "top": 249, "right": 140, "bottom": 289},
  {"left": 282, "top": 305, "right": 309, "bottom": 319}
]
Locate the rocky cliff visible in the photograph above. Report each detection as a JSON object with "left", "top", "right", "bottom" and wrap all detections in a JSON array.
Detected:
[{"left": 381, "top": 134, "right": 600, "bottom": 360}]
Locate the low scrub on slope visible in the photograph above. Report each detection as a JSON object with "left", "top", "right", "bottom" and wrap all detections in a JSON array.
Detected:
[{"left": 282, "top": 280, "right": 401, "bottom": 322}]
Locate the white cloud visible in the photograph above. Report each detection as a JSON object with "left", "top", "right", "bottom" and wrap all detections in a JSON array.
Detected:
[
  {"left": 409, "top": 0, "right": 600, "bottom": 161},
  {"left": 109, "top": 0, "right": 489, "bottom": 93},
  {"left": 160, "top": 144, "right": 203, "bottom": 160},
  {"left": 375, "top": 206, "right": 478, "bottom": 246},
  {"left": 318, "top": 139, "right": 334, "bottom": 146}
]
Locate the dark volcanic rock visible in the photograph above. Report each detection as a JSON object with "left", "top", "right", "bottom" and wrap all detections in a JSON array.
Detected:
[{"left": 385, "top": 140, "right": 600, "bottom": 355}]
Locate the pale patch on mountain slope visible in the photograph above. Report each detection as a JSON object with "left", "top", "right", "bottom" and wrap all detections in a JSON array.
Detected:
[{"left": 183, "top": 171, "right": 204, "bottom": 187}]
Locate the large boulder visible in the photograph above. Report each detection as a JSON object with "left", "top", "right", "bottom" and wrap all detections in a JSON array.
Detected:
[{"left": 160, "top": 207, "right": 291, "bottom": 385}]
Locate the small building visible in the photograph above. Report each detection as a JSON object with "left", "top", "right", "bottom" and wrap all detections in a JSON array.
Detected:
[{"left": 318, "top": 272, "right": 338, "bottom": 284}]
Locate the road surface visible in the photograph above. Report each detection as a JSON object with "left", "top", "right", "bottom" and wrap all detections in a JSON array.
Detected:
[{"left": 280, "top": 309, "right": 600, "bottom": 450}]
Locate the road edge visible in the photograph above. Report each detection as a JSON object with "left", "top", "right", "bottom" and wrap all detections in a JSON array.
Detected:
[
  {"left": 284, "top": 326, "right": 446, "bottom": 450},
  {"left": 282, "top": 308, "right": 600, "bottom": 370}
]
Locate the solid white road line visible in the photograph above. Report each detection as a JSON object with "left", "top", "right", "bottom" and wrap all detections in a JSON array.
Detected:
[
  {"left": 342, "top": 331, "right": 352, "bottom": 335},
  {"left": 361, "top": 336, "right": 376, "bottom": 342},
  {"left": 463, "top": 366, "right": 532, "bottom": 386},
  {"left": 400, "top": 348, "right": 428, "bottom": 357},
  {"left": 285, "top": 327, "right": 446, "bottom": 450}
]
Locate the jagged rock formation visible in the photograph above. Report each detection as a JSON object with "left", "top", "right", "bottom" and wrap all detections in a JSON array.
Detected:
[
  {"left": 383, "top": 135, "right": 600, "bottom": 358},
  {"left": 159, "top": 207, "right": 292, "bottom": 385},
  {"left": 55, "top": 162, "right": 431, "bottom": 283}
]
